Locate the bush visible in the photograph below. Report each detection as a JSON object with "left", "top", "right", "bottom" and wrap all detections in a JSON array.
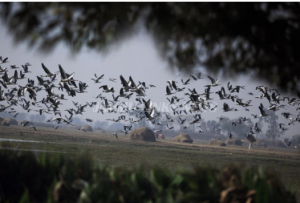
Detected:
[
  {"left": 0, "top": 151, "right": 296, "bottom": 203},
  {"left": 292, "top": 134, "right": 300, "bottom": 146},
  {"left": 255, "top": 139, "right": 286, "bottom": 148},
  {"left": 226, "top": 138, "right": 243, "bottom": 146}
]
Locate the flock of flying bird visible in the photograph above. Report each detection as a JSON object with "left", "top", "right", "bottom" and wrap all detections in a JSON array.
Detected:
[{"left": 0, "top": 55, "right": 300, "bottom": 144}]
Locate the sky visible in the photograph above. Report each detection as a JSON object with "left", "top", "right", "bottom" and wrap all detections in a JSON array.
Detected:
[{"left": 0, "top": 25, "right": 299, "bottom": 138}]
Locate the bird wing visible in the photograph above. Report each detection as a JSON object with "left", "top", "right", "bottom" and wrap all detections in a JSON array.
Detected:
[
  {"left": 221, "top": 86, "right": 227, "bottom": 96},
  {"left": 148, "top": 99, "right": 153, "bottom": 109},
  {"left": 58, "top": 64, "right": 67, "bottom": 79},
  {"left": 207, "top": 75, "right": 216, "bottom": 84},
  {"left": 129, "top": 76, "right": 136, "bottom": 88},
  {"left": 290, "top": 98, "right": 296, "bottom": 103},
  {"left": 119, "top": 87, "right": 124, "bottom": 96},
  {"left": 13, "top": 70, "right": 18, "bottom": 79},
  {"left": 144, "top": 110, "right": 151, "bottom": 118},
  {"left": 37, "top": 76, "right": 44, "bottom": 83},
  {"left": 120, "top": 75, "right": 129, "bottom": 87},
  {"left": 197, "top": 72, "right": 202, "bottom": 79},
  {"left": 99, "top": 85, "right": 108, "bottom": 90},
  {"left": 166, "top": 86, "right": 171, "bottom": 94},
  {"left": 104, "top": 99, "right": 109, "bottom": 107},
  {"left": 223, "top": 103, "right": 229, "bottom": 111},
  {"left": 172, "top": 81, "right": 177, "bottom": 90},
  {"left": 227, "top": 82, "right": 231, "bottom": 90},
  {"left": 68, "top": 78, "right": 77, "bottom": 88},
  {"left": 150, "top": 108, "right": 155, "bottom": 117},
  {"left": 259, "top": 104, "right": 265, "bottom": 115},
  {"left": 271, "top": 93, "right": 277, "bottom": 101},
  {"left": 41, "top": 63, "right": 52, "bottom": 74},
  {"left": 0, "top": 80, "right": 7, "bottom": 89},
  {"left": 246, "top": 100, "right": 252, "bottom": 105},
  {"left": 190, "top": 75, "right": 197, "bottom": 80},
  {"left": 2, "top": 71, "right": 9, "bottom": 82},
  {"left": 27, "top": 88, "right": 36, "bottom": 96},
  {"left": 79, "top": 82, "right": 84, "bottom": 92}
]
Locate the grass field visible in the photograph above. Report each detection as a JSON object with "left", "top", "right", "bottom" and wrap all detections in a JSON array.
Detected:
[{"left": 1, "top": 125, "right": 300, "bottom": 201}]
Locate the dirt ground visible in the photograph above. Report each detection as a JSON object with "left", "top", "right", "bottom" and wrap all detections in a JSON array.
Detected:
[{"left": 1, "top": 125, "right": 298, "bottom": 160}]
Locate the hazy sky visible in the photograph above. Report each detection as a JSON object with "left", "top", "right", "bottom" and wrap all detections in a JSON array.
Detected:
[{"left": 1, "top": 25, "right": 299, "bottom": 138}]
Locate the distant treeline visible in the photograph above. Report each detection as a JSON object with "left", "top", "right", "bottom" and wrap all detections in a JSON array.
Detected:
[
  {"left": 0, "top": 150, "right": 296, "bottom": 203},
  {"left": 0, "top": 111, "right": 284, "bottom": 140}
]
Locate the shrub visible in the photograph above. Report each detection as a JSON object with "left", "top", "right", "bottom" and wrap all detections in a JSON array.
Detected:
[
  {"left": 226, "top": 138, "right": 243, "bottom": 146},
  {"left": 0, "top": 151, "right": 296, "bottom": 203}
]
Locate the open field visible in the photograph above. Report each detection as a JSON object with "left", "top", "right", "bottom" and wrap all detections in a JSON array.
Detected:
[{"left": 1, "top": 125, "right": 300, "bottom": 201}]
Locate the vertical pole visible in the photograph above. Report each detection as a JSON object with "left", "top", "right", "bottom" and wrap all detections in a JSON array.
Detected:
[{"left": 249, "top": 142, "right": 252, "bottom": 150}]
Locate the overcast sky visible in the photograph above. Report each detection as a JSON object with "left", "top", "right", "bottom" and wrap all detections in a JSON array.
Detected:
[{"left": 1, "top": 25, "right": 299, "bottom": 138}]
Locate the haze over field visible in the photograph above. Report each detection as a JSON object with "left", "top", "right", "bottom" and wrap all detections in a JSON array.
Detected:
[
  {"left": 1, "top": 3, "right": 300, "bottom": 203},
  {"left": 0, "top": 22, "right": 299, "bottom": 138}
]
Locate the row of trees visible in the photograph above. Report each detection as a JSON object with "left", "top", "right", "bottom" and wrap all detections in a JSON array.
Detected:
[
  {"left": 137, "top": 109, "right": 283, "bottom": 140},
  {"left": 0, "top": 108, "right": 284, "bottom": 140},
  {"left": 0, "top": 112, "right": 46, "bottom": 122}
]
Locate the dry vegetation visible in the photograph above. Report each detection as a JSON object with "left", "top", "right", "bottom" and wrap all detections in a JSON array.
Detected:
[{"left": 173, "top": 133, "right": 193, "bottom": 143}]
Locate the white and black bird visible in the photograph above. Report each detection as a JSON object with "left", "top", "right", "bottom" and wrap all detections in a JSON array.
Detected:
[
  {"left": 113, "top": 133, "right": 118, "bottom": 139},
  {"left": 99, "top": 85, "right": 114, "bottom": 93},
  {"left": 41, "top": 63, "right": 58, "bottom": 77},
  {"left": 91, "top": 74, "right": 104, "bottom": 83},
  {"left": 166, "top": 124, "right": 174, "bottom": 130},
  {"left": 109, "top": 78, "right": 117, "bottom": 82},
  {"left": 144, "top": 108, "right": 158, "bottom": 121},
  {"left": 206, "top": 75, "right": 220, "bottom": 87},
  {"left": 181, "top": 78, "right": 190, "bottom": 85},
  {"left": 20, "top": 121, "right": 29, "bottom": 127},
  {"left": 258, "top": 103, "right": 268, "bottom": 117},
  {"left": 165, "top": 86, "right": 174, "bottom": 96},
  {"left": 223, "top": 103, "right": 236, "bottom": 112},
  {"left": 29, "top": 125, "right": 37, "bottom": 131}
]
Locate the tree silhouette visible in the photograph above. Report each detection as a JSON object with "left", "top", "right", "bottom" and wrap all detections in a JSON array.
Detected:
[
  {"left": 264, "top": 111, "right": 281, "bottom": 140},
  {"left": 1, "top": 2, "right": 300, "bottom": 91},
  {"left": 71, "top": 117, "right": 83, "bottom": 126},
  {"left": 29, "top": 114, "right": 46, "bottom": 123}
]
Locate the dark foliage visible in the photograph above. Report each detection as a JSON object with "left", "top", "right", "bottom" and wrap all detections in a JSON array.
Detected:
[
  {"left": 0, "top": 150, "right": 296, "bottom": 203},
  {"left": 1, "top": 2, "right": 300, "bottom": 91}
]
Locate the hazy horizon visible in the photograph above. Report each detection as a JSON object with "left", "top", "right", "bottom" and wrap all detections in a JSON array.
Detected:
[{"left": 1, "top": 25, "right": 299, "bottom": 138}]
